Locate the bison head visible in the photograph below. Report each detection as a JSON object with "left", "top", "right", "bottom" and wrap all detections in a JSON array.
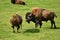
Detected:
[{"left": 25, "top": 12, "right": 33, "bottom": 23}]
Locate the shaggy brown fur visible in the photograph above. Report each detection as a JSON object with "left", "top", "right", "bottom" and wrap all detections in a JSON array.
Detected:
[
  {"left": 31, "top": 7, "right": 45, "bottom": 18},
  {"left": 26, "top": 7, "right": 57, "bottom": 28},
  {"left": 11, "top": 0, "right": 25, "bottom": 5},
  {"left": 10, "top": 14, "right": 22, "bottom": 33}
]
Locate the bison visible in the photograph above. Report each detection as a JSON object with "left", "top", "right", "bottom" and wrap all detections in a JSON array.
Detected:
[
  {"left": 25, "top": 8, "right": 57, "bottom": 28},
  {"left": 10, "top": 14, "right": 22, "bottom": 33},
  {"left": 11, "top": 0, "right": 25, "bottom": 5},
  {"left": 25, "top": 12, "right": 42, "bottom": 28}
]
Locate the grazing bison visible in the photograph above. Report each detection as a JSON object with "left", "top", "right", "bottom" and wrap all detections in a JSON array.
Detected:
[
  {"left": 25, "top": 8, "right": 57, "bottom": 28},
  {"left": 11, "top": 0, "right": 25, "bottom": 5},
  {"left": 10, "top": 14, "right": 22, "bottom": 33}
]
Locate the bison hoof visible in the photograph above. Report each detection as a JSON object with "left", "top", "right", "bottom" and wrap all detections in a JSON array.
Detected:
[
  {"left": 13, "top": 31, "right": 15, "bottom": 33},
  {"left": 54, "top": 26, "right": 56, "bottom": 28},
  {"left": 40, "top": 26, "right": 41, "bottom": 28}
]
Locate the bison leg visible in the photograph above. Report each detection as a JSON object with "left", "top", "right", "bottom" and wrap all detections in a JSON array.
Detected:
[
  {"left": 12, "top": 25, "right": 15, "bottom": 33},
  {"left": 53, "top": 21, "right": 56, "bottom": 28},
  {"left": 20, "top": 24, "right": 22, "bottom": 29},
  {"left": 35, "top": 21, "right": 39, "bottom": 28},
  {"left": 50, "top": 20, "right": 56, "bottom": 28},
  {"left": 50, "top": 20, "right": 53, "bottom": 28},
  {"left": 17, "top": 25, "right": 20, "bottom": 33},
  {"left": 35, "top": 23, "right": 38, "bottom": 28},
  {"left": 39, "top": 21, "right": 42, "bottom": 28}
]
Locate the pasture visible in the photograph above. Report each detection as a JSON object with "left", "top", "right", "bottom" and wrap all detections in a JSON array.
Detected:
[{"left": 0, "top": 0, "right": 60, "bottom": 40}]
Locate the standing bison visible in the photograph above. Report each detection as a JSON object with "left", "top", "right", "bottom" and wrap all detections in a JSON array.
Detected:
[
  {"left": 25, "top": 12, "right": 42, "bottom": 28},
  {"left": 10, "top": 14, "right": 22, "bottom": 33},
  {"left": 11, "top": 0, "right": 25, "bottom": 5},
  {"left": 25, "top": 7, "right": 57, "bottom": 28}
]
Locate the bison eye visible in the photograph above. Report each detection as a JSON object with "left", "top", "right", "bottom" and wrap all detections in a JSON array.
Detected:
[{"left": 29, "top": 15, "right": 32, "bottom": 17}]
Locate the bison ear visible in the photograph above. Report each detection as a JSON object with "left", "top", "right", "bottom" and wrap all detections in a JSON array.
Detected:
[{"left": 29, "top": 14, "right": 32, "bottom": 17}]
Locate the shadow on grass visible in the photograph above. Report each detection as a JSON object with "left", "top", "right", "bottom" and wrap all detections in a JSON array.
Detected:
[
  {"left": 23, "top": 29, "right": 40, "bottom": 33},
  {"left": 47, "top": 27, "right": 60, "bottom": 29}
]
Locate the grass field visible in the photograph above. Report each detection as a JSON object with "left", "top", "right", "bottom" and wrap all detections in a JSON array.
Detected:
[{"left": 0, "top": 0, "right": 60, "bottom": 40}]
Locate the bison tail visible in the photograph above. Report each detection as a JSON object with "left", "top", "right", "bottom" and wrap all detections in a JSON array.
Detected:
[
  {"left": 52, "top": 12, "right": 57, "bottom": 18},
  {"left": 54, "top": 14, "right": 57, "bottom": 18}
]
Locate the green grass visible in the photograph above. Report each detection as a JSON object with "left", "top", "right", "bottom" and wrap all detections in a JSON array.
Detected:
[{"left": 0, "top": 0, "right": 60, "bottom": 40}]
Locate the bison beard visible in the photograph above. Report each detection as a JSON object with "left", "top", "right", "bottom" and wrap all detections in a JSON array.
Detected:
[{"left": 10, "top": 14, "right": 22, "bottom": 33}]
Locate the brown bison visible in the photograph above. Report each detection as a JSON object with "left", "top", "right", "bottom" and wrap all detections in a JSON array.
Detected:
[
  {"left": 10, "top": 14, "right": 22, "bottom": 33},
  {"left": 11, "top": 0, "right": 25, "bottom": 5},
  {"left": 25, "top": 8, "right": 57, "bottom": 28},
  {"left": 25, "top": 12, "right": 42, "bottom": 28}
]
